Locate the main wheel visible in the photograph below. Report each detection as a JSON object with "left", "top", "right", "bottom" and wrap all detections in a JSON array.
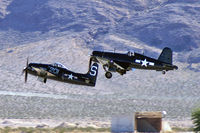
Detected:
[{"left": 105, "top": 72, "right": 112, "bottom": 79}]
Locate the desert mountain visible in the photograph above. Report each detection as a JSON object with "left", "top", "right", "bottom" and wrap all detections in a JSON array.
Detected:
[{"left": 0, "top": 0, "right": 199, "bottom": 121}]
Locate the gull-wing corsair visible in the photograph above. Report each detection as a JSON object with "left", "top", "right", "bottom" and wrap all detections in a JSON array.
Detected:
[
  {"left": 22, "top": 59, "right": 99, "bottom": 87},
  {"left": 91, "top": 47, "right": 178, "bottom": 79}
]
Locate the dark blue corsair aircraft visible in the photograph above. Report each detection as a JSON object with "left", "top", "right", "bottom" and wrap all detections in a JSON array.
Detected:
[
  {"left": 90, "top": 47, "right": 178, "bottom": 79},
  {"left": 22, "top": 59, "right": 99, "bottom": 87}
]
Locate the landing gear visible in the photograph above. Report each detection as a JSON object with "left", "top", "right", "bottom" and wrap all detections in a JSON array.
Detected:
[
  {"left": 162, "top": 70, "right": 166, "bottom": 74},
  {"left": 37, "top": 76, "right": 47, "bottom": 83},
  {"left": 103, "top": 64, "right": 112, "bottom": 79},
  {"left": 105, "top": 72, "right": 112, "bottom": 79},
  {"left": 44, "top": 78, "right": 47, "bottom": 83}
]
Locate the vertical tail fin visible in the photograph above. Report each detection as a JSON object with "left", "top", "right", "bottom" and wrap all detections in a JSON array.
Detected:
[
  {"left": 87, "top": 63, "right": 99, "bottom": 86},
  {"left": 158, "top": 47, "right": 172, "bottom": 64}
]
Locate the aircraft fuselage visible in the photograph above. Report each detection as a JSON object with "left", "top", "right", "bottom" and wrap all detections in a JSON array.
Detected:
[
  {"left": 91, "top": 50, "right": 178, "bottom": 77},
  {"left": 25, "top": 63, "right": 98, "bottom": 86}
]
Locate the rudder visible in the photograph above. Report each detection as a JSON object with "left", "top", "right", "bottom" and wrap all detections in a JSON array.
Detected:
[{"left": 158, "top": 47, "right": 172, "bottom": 64}]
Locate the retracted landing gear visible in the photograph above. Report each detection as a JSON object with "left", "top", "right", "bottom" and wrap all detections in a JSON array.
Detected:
[{"left": 105, "top": 72, "right": 112, "bottom": 79}]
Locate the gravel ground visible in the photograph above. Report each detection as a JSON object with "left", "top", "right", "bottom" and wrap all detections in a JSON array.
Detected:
[{"left": 0, "top": 92, "right": 199, "bottom": 121}]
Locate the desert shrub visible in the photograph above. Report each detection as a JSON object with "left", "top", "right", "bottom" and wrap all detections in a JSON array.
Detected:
[
  {"left": 96, "top": 127, "right": 111, "bottom": 132},
  {"left": 172, "top": 127, "right": 193, "bottom": 132},
  {"left": 192, "top": 108, "right": 200, "bottom": 132},
  {"left": 3, "top": 127, "right": 12, "bottom": 133}
]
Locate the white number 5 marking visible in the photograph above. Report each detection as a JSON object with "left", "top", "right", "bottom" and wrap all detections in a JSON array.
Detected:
[{"left": 90, "top": 66, "right": 97, "bottom": 76}]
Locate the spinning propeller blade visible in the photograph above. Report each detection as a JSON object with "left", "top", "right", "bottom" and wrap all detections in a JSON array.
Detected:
[{"left": 22, "top": 57, "right": 29, "bottom": 83}]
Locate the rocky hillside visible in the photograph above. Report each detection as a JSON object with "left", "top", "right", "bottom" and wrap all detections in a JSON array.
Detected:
[{"left": 0, "top": 0, "right": 199, "bottom": 121}]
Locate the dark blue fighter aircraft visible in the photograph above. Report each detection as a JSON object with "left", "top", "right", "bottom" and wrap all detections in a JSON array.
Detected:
[
  {"left": 90, "top": 47, "right": 178, "bottom": 79},
  {"left": 22, "top": 59, "right": 99, "bottom": 86}
]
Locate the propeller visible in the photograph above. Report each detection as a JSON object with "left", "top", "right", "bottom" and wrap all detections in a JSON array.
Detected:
[{"left": 22, "top": 57, "right": 29, "bottom": 83}]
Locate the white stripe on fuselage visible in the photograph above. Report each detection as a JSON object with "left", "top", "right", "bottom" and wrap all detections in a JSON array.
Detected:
[
  {"left": 135, "top": 59, "right": 141, "bottom": 63},
  {"left": 149, "top": 62, "right": 155, "bottom": 66}
]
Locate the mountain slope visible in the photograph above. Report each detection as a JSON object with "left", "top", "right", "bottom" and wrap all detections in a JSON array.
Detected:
[{"left": 0, "top": 0, "right": 199, "bottom": 121}]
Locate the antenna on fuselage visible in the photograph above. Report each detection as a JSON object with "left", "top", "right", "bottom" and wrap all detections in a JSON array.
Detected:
[{"left": 142, "top": 49, "right": 144, "bottom": 55}]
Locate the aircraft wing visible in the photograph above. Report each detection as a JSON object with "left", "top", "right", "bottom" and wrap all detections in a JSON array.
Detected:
[{"left": 32, "top": 66, "right": 57, "bottom": 78}]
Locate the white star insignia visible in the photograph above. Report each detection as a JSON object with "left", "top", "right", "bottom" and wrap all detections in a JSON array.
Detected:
[
  {"left": 68, "top": 74, "right": 74, "bottom": 80},
  {"left": 141, "top": 59, "right": 148, "bottom": 67}
]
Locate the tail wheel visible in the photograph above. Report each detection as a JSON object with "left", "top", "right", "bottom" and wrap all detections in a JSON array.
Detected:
[
  {"left": 162, "top": 70, "right": 166, "bottom": 74},
  {"left": 105, "top": 72, "right": 112, "bottom": 79}
]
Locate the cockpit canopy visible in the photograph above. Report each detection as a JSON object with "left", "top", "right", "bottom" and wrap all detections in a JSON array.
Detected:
[
  {"left": 52, "top": 62, "right": 67, "bottom": 69},
  {"left": 127, "top": 51, "right": 134, "bottom": 56}
]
